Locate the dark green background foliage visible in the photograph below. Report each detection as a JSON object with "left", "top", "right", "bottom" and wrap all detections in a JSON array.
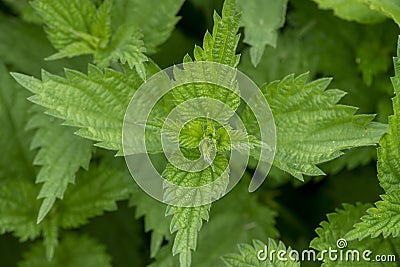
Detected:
[{"left": 0, "top": 0, "right": 399, "bottom": 266}]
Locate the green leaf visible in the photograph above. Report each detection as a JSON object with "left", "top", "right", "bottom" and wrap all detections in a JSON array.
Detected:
[
  {"left": 0, "top": 179, "right": 41, "bottom": 241},
  {"left": 312, "top": 0, "right": 387, "bottom": 23},
  {"left": 27, "top": 110, "right": 93, "bottom": 223},
  {"left": 111, "top": 0, "right": 185, "bottom": 53},
  {"left": 94, "top": 25, "right": 148, "bottom": 80},
  {"left": 313, "top": 0, "right": 400, "bottom": 26},
  {"left": 167, "top": 205, "right": 210, "bottom": 267},
  {"left": 243, "top": 73, "right": 388, "bottom": 179},
  {"left": 364, "top": 0, "right": 400, "bottom": 27},
  {"left": 237, "top": 0, "right": 288, "bottom": 67},
  {"left": 19, "top": 234, "right": 112, "bottom": 267},
  {"left": 346, "top": 38, "right": 400, "bottom": 240},
  {"left": 346, "top": 193, "right": 400, "bottom": 240},
  {"left": 57, "top": 158, "right": 133, "bottom": 229},
  {"left": 311, "top": 203, "right": 400, "bottom": 266},
  {"left": 193, "top": 0, "right": 241, "bottom": 67},
  {"left": 32, "top": 0, "right": 112, "bottom": 60},
  {"left": 32, "top": 0, "right": 148, "bottom": 73},
  {"left": 177, "top": 120, "right": 207, "bottom": 149},
  {"left": 12, "top": 62, "right": 160, "bottom": 154},
  {"left": 222, "top": 239, "right": 300, "bottom": 267},
  {"left": 377, "top": 42, "right": 400, "bottom": 193},
  {"left": 170, "top": 67, "right": 240, "bottom": 119},
  {"left": 164, "top": 153, "right": 229, "bottom": 267},
  {"left": 0, "top": 63, "right": 34, "bottom": 180}
]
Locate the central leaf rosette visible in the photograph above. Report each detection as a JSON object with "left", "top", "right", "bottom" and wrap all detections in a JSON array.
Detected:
[
  {"left": 122, "top": 62, "right": 276, "bottom": 207},
  {"left": 178, "top": 118, "right": 230, "bottom": 168},
  {"left": 158, "top": 72, "right": 240, "bottom": 206}
]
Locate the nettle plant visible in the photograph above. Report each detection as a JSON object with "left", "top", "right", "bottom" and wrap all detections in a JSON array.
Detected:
[{"left": 1, "top": 0, "right": 400, "bottom": 266}]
